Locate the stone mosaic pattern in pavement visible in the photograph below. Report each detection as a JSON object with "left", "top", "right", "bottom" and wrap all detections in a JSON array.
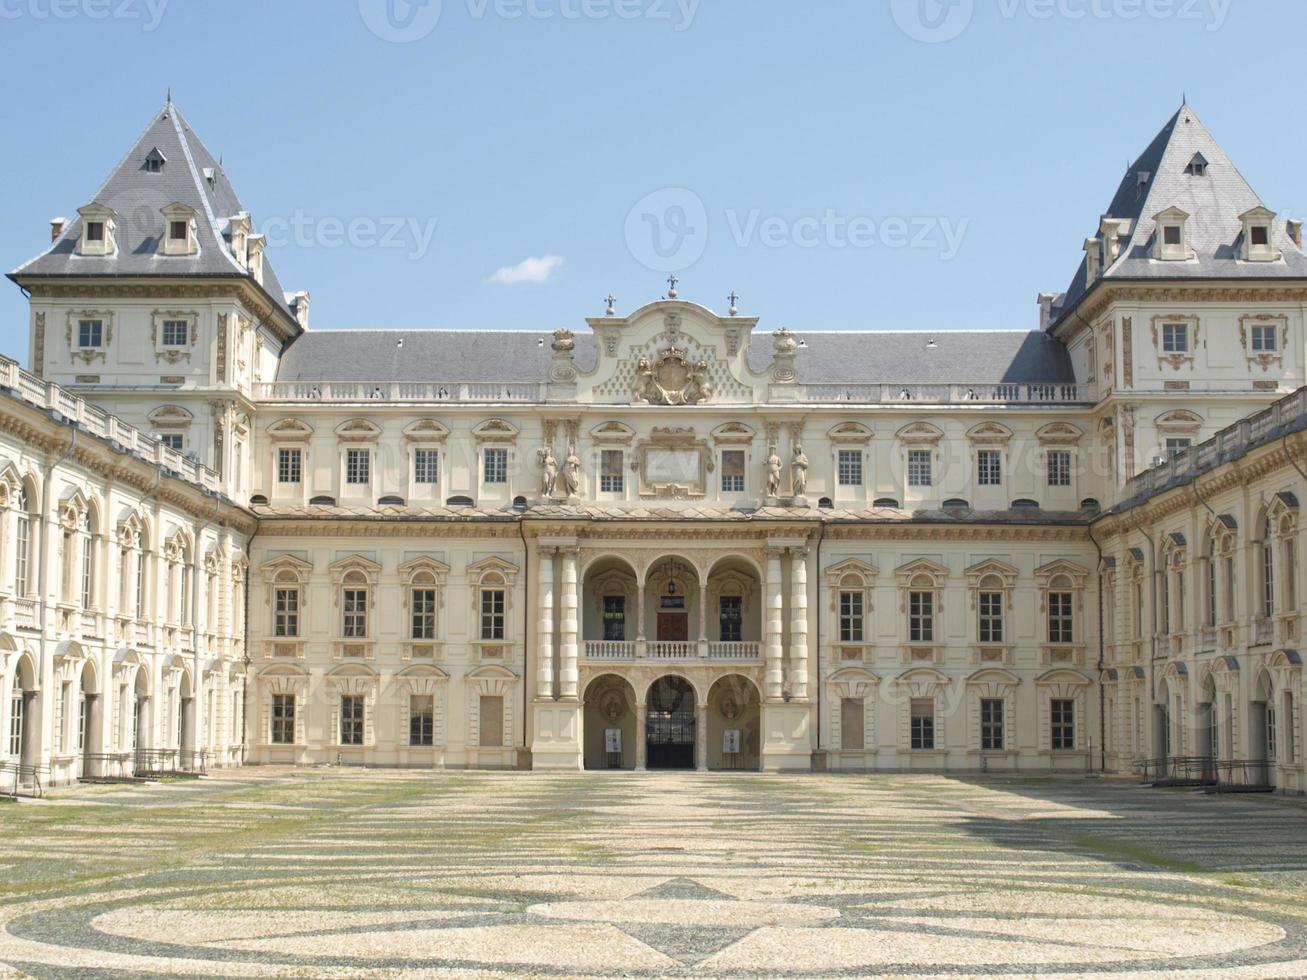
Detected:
[{"left": 1, "top": 770, "right": 1307, "bottom": 977}]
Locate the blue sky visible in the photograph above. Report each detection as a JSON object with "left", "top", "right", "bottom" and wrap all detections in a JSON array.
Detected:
[{"left": 0, "top": 0, "right": 1301, "bottom": 355}]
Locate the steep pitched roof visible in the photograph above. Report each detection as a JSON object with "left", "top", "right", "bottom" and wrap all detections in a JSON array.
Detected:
[
  {"left": 275, "top": 328, "right": 1073, "bottom": 386},
  {"left": 1052, "top": 103, "right": 1307, "bottom": 328},
  {"left": 8, "top": 101, "right": 297, "bottom": 323}
]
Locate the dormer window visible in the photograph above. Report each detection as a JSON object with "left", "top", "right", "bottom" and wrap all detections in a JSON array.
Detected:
[
  {"left": 160, "top": 203, "right": 198, "bottom": 256},
  {"left": 1153, "top": 207, "right": 1194, "bottom": 261},
  {"left": 1239, "top": 207, "right": 1282, "bottom": 262},
  {"left": 1185, "top": 153, "right": 1208, "bottom": 176},
  {"left": 144, "top": 148, "right": 167, "bottom": 173},
  {"left": 75, "top": 203, "right": 116, "bottom": 256}
]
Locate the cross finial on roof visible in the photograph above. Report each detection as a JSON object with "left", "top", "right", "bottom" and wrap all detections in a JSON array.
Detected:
[
  {"left": 666, "top": 273, "right": 679, "bottom": 299},
  {"left": 166, "top": 87, "right": 171, "bottom": 108},
  {"left": 605, "top": 293, "right": 616, "bottom": 316},
  {"left": 728, "top": 291, "right": 739, "bottom": 316}
]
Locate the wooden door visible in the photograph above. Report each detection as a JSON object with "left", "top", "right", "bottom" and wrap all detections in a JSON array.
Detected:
[{"left": 657, "top": 613, "right": 689, "bottom": 642}]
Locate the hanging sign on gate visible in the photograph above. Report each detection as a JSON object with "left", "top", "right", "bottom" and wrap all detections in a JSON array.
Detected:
[
  {"left": 605, "top": 728, "right": 623, "bottom": 754},
  {"left": 723, "top": 729, "right": 741, "bottom": 755}
]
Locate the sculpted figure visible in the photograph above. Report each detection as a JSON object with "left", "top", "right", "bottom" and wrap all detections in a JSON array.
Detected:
[
  {"left": 563, "top": 445, "right": 583, "bottom": 496},
  {"left": 765, "top": 449, "right": 783, "bottom": 498},
  {"left": 791, "top": 444, "right": 810, "bottom": 498},
  {"left": 633, "top": 357, "right": 654, "bottom": 404},
  {"left": 540, "top": 447, "right": 559, "bottom": 498}
]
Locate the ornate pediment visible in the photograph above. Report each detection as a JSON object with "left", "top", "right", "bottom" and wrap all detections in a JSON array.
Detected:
[{"left": 633, "top": 345, "right": 713, "bottom": 406}]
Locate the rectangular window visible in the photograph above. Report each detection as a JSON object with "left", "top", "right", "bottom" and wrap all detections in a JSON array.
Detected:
[
  {"left": 1163, "top": 225, "right": 1182, "bottom": 246},
  {"left": 340, "top": 696, "right": 364, "bottom": 746},
  {"left": 1165, "top": 438, "right": 1192, "bottom": 460},
  {"left": 907, "top": 450, "right": 932, "bottom": 488},
  {"left": 160, "top": 319, "right": 189, "bottom": 347},
  {"left": 719, "top": 595, "right": 743, "bottom": 642},
  {"left": 976, "top": 449, "right": 1002, "bottom": 487},
  {"left": 345, "top": 449, "right": 370, "bottom": 485},
  {"left": 1251, "top": 225, "right": 1270, "bottom": 247},
  {"left": 134, "top": 550, "right": 145, "bottom": 619},
  {"left": 271, "top": 694, "right": 295, "bottom": 745},
  {"left": 909, "top": 591, "right": 934, "bottom": 643},
  {"left": 840, "top": 698, "right": 864, "bottom": 751},
  {"left": 409, "top": 695, "right": 434, "bottom": 747},
  {"left": 1285, "top": 692, "right": 1298, "bottom": 763},
  {"left": 342, "top": 589, "right": 367, "bottom": 638},
  {"left": 81, "top": 533, "right": 93, "bottom": 609},
  {"left": 839, "top": 591, "right": 864, "bottom": 643},
  {"left": 481, "top": 589, "right": 506, "bottom": 640},
  {"left": 85, "top": 221, "right": 104, "bottom": 242},
  {"left": 274, "top": 588, "right": 299, "bottom": 637},
  {"left": 837, "top": 450, "right": 864, "bottom": 487},
  {"left": 1251, "top": 324, "right": 1279, "bottom": 352},
  {"left": 1047, "top": 450, "right": 1072, "bottom": 487},
  {"left": 600, "top": 450, "right": 624, "bottom": 494},
  {"left": 411, "top": 588, "right": 436, "bottom": 640},
  {"left": 169, "top": 220, "right": 189, "bottom": 242},
  {"left": 910, "top": 698, "right": 935, "bottom": 750},
  {"left": 413, "top": 449, "right": 440, "bottom": 485},
  {"left": 602, "top": 595, "right": 626, "bottom": 642},
  {"left": 721, "top": 450, "right": 746, "bottom": 494},
  {"left": 1161, "top": 322, "right": 1190, "bottom": 353},
  {"left": 979, "top": 591, "right": 1004, "bottom": 643},
  {"left": 158, "top": 433, "right": 183, "bottom": 452},
  {"left": 277, "top": 448, "right": 302, "bottom": 485},
  {"left": 483, "top": 448, "right": 508, "bottom": 485},
  {"left": 1051, "top": 698, "right": 1075, "bottom": 751},
  {"left": 13, "top": 514, "right": 30, "bottom": 595},
  {"left": 981, "top": 698, "right": 1005, "bottom": 751},
  {"left": 77, "top": 319, "right": 103, "bottom": 349},
  {"left": 1048, "top": 592, "right": 1074, "bottom": 644},
  {"left": 479, "top": 695, "right": 504, "bottom": 747}
]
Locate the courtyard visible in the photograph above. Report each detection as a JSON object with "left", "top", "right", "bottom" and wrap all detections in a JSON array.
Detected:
[{"left": 0, "top": 772, "right": 1305, "bottom": 977}]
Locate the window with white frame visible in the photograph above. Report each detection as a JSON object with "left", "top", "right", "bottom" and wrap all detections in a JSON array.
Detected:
[
  {"left": 483, "top": 448, "right": 508, "bottom": 485},
  {"left": 600, "top": 450, "right": 624, "bottom": 494},
  {"left": 342, "top": 577, "right": 368, "bottom": 638},
  {"left": 77, "top": 319, "right": 104, "bottom": 349},
  {"left": 345, "top": 449, "right": 370, "bottom": 486},
  {"left": 414, "top": 449, "right": 440, "bottom": 486},
  {"left": 1161, "top": 322, "right": 1190, "bottom": 353},
  {"left": 1165, "top": 438, "right": 1192, "bottom": 460},
  {"left": 277, "top": 447, "right": 302, "bottom": 485},
  {"left": 480, "top": 587, "right": 506, "bottom": 640},
  {"left": 839, "top": 591, "right": 864, "bottom": 643},
  {"left": 910, "top": 699, "right": 935, "bottom": 750},
  {"left": 1048, "top": 591, "right": 1074, "bottom": 644},
  {"left": 1047, "top": 450, "right": 1072, "bottom": 487},
  {"left": 1051, "top": 698, "right": 1075, "bottom": 750},
  {"left": 160, "top": 319, "right": 189, "bottom": 347},
  {"left": 274, "top": 578, "right": 300, "bottom": 638},
  {"left": 158, "top": 433, "right": 184, "bottom": 452},
  {"left": 721, "top": 450, "right": 746, "bottom": 494},
  {"left": 13, "top": 489, "right": 31, "bottom": 595},
  {"left": 1251, "top": 324, "right": 1279, "bottom": 352},
  {"left": 271, "top": 695, "right": 295, "bottom": 744},
  {"left": 976, "top": 449, "right": 1002, "bottom": 487},
  {"left": 909, "top": 590, "right": 934, "bottom": 642},
  {"left": 340, "top": 696, "right": 364, "bottom": 746},
  {"left": 981, "top": 698, "right": 1004, "bottom": 750},
  {"left": 979, "top": 590, "right": 1004, "bottom": 643},
  {"left": 1261, "top": 517, "right": 1275, "bottom": 619},
  {"left": 409, "top": 695, "right": 434, "bottom": 746},
  {"left": 80, "top": 511, "right": 94, "bottom": 609},
  {"left": 837, "top": 450, "right": 864, "bottom": 487},
  {"left": 411, "top": 586, "right": 437, "bottom": 640},
  {"left": 907, "top": 450, "right": 932, "bottom": 488}
]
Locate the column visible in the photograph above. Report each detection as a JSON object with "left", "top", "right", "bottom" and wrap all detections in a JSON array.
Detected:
[
  {"left": 765, "top": 548, "right": 785, "bottom": 701},
  {"left": 636, "top": 577, "right": 647, "bottom": 657},
  {"left": 790, "top": 547, "right": 809, "bottom": 701},
  {"left": 635, "top": 703, "right": 647, "bottom": 770},
  {"left": 696, "top": 701, "right": 709, "bottom": 771},
  {"left": 536, "top": 547, "right": 555, "bottom": 701},
  {"left": 698, "top": 583, "right": 709, "bottom": 658},
  {"left": 559, "top": 548, "right": 579, "bottom": 701}
]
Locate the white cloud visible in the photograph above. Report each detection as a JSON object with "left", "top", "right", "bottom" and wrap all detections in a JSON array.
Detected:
[{"left": 487, "top": 255, "right": 565, "bottom": 285}]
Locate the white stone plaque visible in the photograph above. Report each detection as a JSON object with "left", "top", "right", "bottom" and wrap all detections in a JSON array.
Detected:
[
  {"left": 645, "top": 449, "right": 700, "bottom": 484},
  {"left": 605, "top": 729, "right": 622, "bottom": 754},
  {"left": 723, "top": 729, "right": 741, "bottom": 754}
]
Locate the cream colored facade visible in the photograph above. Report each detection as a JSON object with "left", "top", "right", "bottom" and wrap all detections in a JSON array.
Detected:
[{"left": 2, "top": 100, "right": 1306, "bottom": 788}]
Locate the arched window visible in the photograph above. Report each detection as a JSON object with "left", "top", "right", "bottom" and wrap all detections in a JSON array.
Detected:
[
  {"left": 13, "top": 487, "right": 32, "bottom": 596},
  {"left": 274, "top": 570, "right": 301, "bottom": 638},
  {"left": 82, "top": 507, "right": 97, "bottom": 610},
  {"left": 1205, "top": 533, "right": 1217, "bottom": 629},
  {"left": 1260, "top": 514, "right": 1275, "bottom": 620},
  {"left": 342, "top": 571, "right": 369, "bottom": 639}
]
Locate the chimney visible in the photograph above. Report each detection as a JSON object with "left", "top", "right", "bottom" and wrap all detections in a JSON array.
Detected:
[
  {"left": 1038, "top": 292, "right": 1058, "bottom": 333},
  {"left": 1083, "top": 238, "right": 1102, "bottom": 284},
  {"left": 50, "top": 217, "right": 66, "bottom": 242},
  {"left": 289, "top": 291, "right": 310, "bottom": 330},
  {"left": 1288, "top": 219, "right": 1303, "bottom": 249}
]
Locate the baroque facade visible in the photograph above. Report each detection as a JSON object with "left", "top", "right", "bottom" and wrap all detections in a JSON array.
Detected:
[{"left": 1, "top": 100, "right": 1305, "bottom": 788}]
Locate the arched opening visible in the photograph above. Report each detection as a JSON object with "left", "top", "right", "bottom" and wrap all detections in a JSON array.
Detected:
[
  {"left": 9, "top": 654, "right": 37, "bottom": 770},
  {"left": 1198, "top": 673, "right": 1218, "bottom": 769},
  {"left": 178, "top": 670, "right": 196, "bottom": 764},
  {"left": 646, "top": 675, "right": 696, "bottom": 770},
  {"left": 583, "top": 674, "right": 637, "bottom": 771},
  {"left": 646, "top": 558, "right": 700, "bottom": 653},
  {"left": 78, "top": 659, "right": 100, "bottom": 778},
  {"left": 705, "top": 557, "right": 763, "bottom": 657},
  {"left": 1252, "top": 670, "right": 1277, "bottom": 789},
  {"left": 582, "top": 557, "right": 639, "bottom": 657},
  {"left": 707, "top": 675, "right": 761, "bottom": 771},
  {"left": 132, "top": 669, "right": 150, "bottom": 757}
]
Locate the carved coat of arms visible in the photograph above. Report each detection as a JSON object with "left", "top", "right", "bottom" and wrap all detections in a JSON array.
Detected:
[{"left": 633, "top": 346, "right": 714, "bottom": 406}]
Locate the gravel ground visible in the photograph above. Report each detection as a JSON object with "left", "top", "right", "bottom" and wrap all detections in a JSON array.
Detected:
[{"left": 0, "top": 770, "right": 1305, "bottom": 977}]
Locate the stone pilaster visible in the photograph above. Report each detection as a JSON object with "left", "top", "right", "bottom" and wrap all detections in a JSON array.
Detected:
[
  {"left": 536, "top": 547, "right": 555, "bottom": 701},
  {"left": 790, "top": 547, "right": 809, "bottom": 701},
  {"left": 559, "top": 547, "right": 579, "bottom": 701},
  {"left": 765, "top": 548, "right": 785, "bottom": 701}
]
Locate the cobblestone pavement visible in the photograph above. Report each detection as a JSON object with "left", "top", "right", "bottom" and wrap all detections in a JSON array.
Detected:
[{"left": 1, "top": 771, "right": 1307, "bottom": 977}]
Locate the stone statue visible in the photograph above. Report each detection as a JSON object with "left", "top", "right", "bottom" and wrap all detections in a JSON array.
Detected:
[
  {"left": 765, "top": 449, "right": 783, "bottom": 498},
  {"left": 791, "top": 444, "right": 809, "bottom": 498},
  {"left": 633, "top": 357, "right": 654, "bottom": 404},
  {"left": 563, "top": 445, "right": 582, "bottom": 497},
  {"left": 540, "top": 447, "right": 559, "bottom": 498}
]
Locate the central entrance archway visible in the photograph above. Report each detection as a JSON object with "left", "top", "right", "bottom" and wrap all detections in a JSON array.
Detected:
[{"left": 646, "top": 676, "right": 696, "bottom": 770}]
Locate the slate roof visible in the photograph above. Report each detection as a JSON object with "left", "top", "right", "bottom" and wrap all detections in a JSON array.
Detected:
[
  {"left": 275, "top": 328, "right": 1073, "bottom": 385},
  {"left": 8, "top": 102, "right": 297, "bottom": 322},
  {"left": 1052, "top": 103, "right": 1307, "bottom": 329}
]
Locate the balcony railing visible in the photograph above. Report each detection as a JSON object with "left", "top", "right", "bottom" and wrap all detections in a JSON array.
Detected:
[
  {"left": 707, "top": 641, "right": 762, "bottom": 660},
  {"left": 254, "top": 381, "right": 547, "bottom": 404},
  {"left": 584, "top": 640, "right": 637, "bottom": 661},
  {"left": 795, "top": 382, "right": 1092, "bottom": 405},
  {"left": 583, "top": 640, "right": 762, "bottom": 662}
]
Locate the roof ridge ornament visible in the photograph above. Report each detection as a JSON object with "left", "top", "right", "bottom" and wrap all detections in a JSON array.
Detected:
[
  {"left": 728, "top": 291, "right": 739, "bottom": 316},
  {"left": 605, "top": 293, "right": 616, "bottom": 316},
  {"left": 666, "top": 273, "right": 679, "bottom": 300}
]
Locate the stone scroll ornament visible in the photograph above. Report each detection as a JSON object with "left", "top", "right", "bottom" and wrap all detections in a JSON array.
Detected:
[{"left": 633, "top": 346, "right": 714, "bottom": 406}]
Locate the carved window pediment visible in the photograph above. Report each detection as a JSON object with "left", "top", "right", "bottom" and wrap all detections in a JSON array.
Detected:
[
  {"left": 591, "top": 421, "right": 636, "bottom": 447},
  {"left": 334, "top": 419, "right": 382, "bottom": 442},
  {"left": 268, "top": 418, "right": 314, "bottom": 441},
  {"left": 404, "top": 419, "right": 449, "bottom": 444}
]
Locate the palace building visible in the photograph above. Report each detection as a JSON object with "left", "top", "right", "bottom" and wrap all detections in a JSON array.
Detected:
[{"left": 0, "top": 100, "right": 1304, "bottom": 789}]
